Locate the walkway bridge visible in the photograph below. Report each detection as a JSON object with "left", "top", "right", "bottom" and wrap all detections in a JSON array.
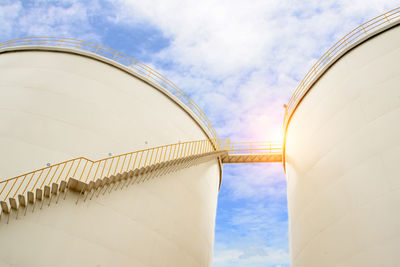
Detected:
[
  {"left": 0, "top": 139, "right": 282, "bottom": 222},
  {"left": 222, "top": 141, "right": 282, "bottom": 163}
]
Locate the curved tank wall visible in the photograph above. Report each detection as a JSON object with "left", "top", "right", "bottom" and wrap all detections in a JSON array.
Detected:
[
  {"left": 285, "top": 24, "right": 400, "bottom": 266},
  {"left": 0, "top": 48, "right": 220, "bottom": 266},
  {"left": 0, "top": 48, "right": 211, "bottom": 178}
]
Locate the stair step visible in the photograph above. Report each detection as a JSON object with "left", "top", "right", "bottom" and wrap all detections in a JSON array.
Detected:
[{"left": 0, "top": 150, "right": 225, "bottom": 224}]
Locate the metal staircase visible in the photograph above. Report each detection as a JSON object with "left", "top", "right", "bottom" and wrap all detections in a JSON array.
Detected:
[
  {"left": 0, "top": 39, "right": 282, "bottom": 223},
  {"left": 0, "top": 139, "right": 282, "bottom": 223}
]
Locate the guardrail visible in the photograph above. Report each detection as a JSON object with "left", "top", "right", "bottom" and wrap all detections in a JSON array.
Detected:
[
  {"left": 0, "top": 139, "right": 222, "bottom": 201},
  {"left": 283, "top": 7, "right": 400, "bottom": 129},
  {"left": 0, "top": 37, "right": 218, "bottom": 142},
  {"left": 0, "top": 138, "right": 285, "bottom": 200},
  {"left": 227, "top": 141, "right": 282, "bottom": 154}
]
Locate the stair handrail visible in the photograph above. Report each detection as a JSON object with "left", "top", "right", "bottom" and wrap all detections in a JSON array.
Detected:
[{"left": 0, "top": 139, "right": 223, "bottom": 201}]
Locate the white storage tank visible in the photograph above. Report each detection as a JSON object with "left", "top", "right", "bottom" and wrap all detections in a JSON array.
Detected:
[
  {"left": 284, "top": 14, "right": 400, "bottom": 267},
  {"left": 0, "top": 40, "right": 221, "bottom": 266}
]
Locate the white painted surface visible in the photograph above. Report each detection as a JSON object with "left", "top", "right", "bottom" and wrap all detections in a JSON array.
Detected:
[
  {"left": 0, "top": 50, "right": 219, "bottom": 266},
  {"left": 285, "top": 25, "right": 400, "bottom": 266},
  {"left": 0, "top": 50, "right": 208, "bottom": 178},
  {"left": 0, "top": 160, "right": 219, "bottom": 267}
]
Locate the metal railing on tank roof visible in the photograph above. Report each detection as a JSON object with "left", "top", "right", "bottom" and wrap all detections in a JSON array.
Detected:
[
  {"left": 283, "top": 7, "right": 400, "bottom": 129},
  {"left": 0, "top": 37, "right": 218, "bottom": 141}
]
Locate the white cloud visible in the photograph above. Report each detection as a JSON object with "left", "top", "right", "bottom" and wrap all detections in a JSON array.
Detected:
[
  {"left": 3, "top": 0, "right": 397, "bottom": 140},
  {"left": 115, "top": 0, "right": 399, "bottom": 141},
  {"left": 116, "top": 0, "right": 399, "bottom": 77},
  {"left": 0, "top": 0, "right": 102, "bottom": 41},
  {"left": 213, "top": 246, "right": 289, "bottom": 267},
  {"left": 0, "top": 2, "right": 22, "bottom": 38},
  {"left": 214, "top": 188, "right": 289, "bottom": 266},
  {"left": 223, "top": 164, "right": 286, "bottom": 200},
  {"left": 3, "top": 1, "right": 398, "bottom": 141},
  {"left": 2, "top": 2, "right": 399, "bottom": 266},
  {"left": 213, "top": 248, "right": 242, "bottom": 263}
]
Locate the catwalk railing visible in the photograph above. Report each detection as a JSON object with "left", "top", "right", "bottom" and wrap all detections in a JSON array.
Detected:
[
  {"left": 222, "top": 141, "right": 283, "bottom": 163},
  {"left": 0, "top": 37, "right": 218, "bottom": 141},
  {"left": 0, "top": 139, "right": 283, "bottom": 201},
  {"left": 227, "top": 141, "right": 282, "bottom": 155},
  {"left": 0, "top": 139, "right": 223, "bottom": 202},
  {"left": 283, "top": 7, "right": 400, "bottom": 128}
]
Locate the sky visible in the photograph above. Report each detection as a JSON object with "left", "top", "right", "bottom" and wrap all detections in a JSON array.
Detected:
[{"left": 1, "top": 1, "right": 399, "bottom": 266}]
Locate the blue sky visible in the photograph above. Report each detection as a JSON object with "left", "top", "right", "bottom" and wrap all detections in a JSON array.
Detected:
[{"left": 1, "top": 1, "right": 398, "bottom": 266}]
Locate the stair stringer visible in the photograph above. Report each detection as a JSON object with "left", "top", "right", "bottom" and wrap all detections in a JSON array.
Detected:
[{"left": 0, "top": 151, "right": 226, "bottom": 225}]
